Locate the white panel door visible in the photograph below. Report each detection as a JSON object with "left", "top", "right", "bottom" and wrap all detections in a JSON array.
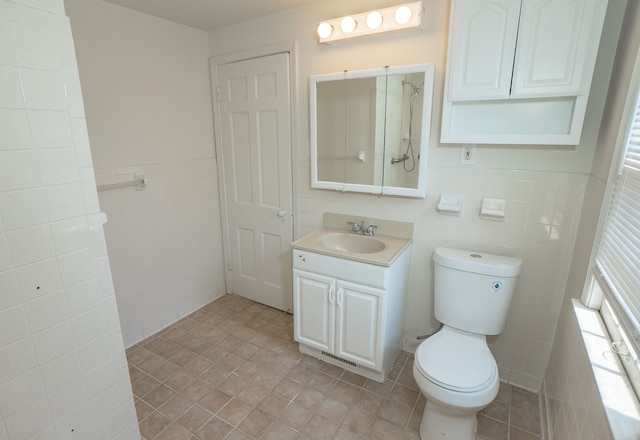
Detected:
[
  {"left": 335, "top": 280, "right": 385, "bottom": 369},
  {"left": 293, "top": 270, "right": 335, "bottom": 353},
  {"left": 512, "top": 0, "right": 600, "bottom": 97},
  {"left": 447, "top": 0, "right": 521, "bottom": 100},
  {"left": 217, "top": 53, "right": 293, "bottom": 311}
]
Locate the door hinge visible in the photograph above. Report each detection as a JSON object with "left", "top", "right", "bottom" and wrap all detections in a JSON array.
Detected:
[{"left": 216, "top": 86, "right": 222, "bottom": 103}]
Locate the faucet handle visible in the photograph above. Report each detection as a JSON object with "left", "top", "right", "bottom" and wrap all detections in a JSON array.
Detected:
[
  {"left": 346, "top": 221, "right": 361, "bottom": 234},
  {"left": 365, "top": 225, "right": 378, "bottom": 236}
]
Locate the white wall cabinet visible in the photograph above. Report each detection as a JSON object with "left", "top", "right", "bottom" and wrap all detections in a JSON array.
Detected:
[
  {"left": 442, "top": 0, "right": 609, "bottom": 144},
  {"left": 292, "top": 248, "right": 410, "bottom": 382},
  {"left": 447, "top": 0, "right": 521, "bottom": 101},
  {"left": 512, "top": 0, "right": 603, "bottom": 98}
]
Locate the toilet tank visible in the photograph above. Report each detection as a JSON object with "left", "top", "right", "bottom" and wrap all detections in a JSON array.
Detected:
[{"left": 433, "top": 247, "right": 522, "bottom": 335}]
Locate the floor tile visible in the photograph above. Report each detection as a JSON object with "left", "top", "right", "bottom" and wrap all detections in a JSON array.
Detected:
[
  {"left": 510, "top": 406, "right": 541, "bottom": 435},
  {"left": 369, "top": 418, "right": 403, "bottom": 440},
  {"left": 196, "top": 416, "right": 233, "bottom": 439},
  {"left": 317, "top": 396, "right": 349, "bottom": 424},
  {"left": 279, "top": 401, "right": 313, "bottom": 430},
  {"left": 128, "top": 294, "right": 543, "bottom": 440},
  {"left": 477, "top": 413, "right": 508, "bottom": 440},
  {"left": 218, "top": 398, "right": 253, "bottom": 425},
  {"left": 175, "top": 404, "right": 212, "bottom": 433},
  {"left": 238, "top": 409, "right": 273, "bottom": 438},
  {"left": 303, "top": 414, "right": 338, "bottom": 439},
  {"left": 154, "top": 423, "right": 192, "bottom": 440},
  {"left": 341, "top": 406, "right": 376, "bottom": 435},
  {"left": 256, "top": 392, "right": 290, "bottom": 418},
  {"left": 157, "top": 393, "right": 192, "bottom": 421},
  {"left": 198, "top": 388, "right": 232, "bottom": 414}
]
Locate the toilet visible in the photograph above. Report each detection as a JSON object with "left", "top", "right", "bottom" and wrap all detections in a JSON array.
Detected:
[{"left": 413, "top": 247, "right": 522, "bottom": 440}]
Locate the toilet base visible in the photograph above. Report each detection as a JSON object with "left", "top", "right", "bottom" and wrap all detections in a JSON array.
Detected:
[{"left": 419, "top": 400, "right": 476, "bottom": 440}]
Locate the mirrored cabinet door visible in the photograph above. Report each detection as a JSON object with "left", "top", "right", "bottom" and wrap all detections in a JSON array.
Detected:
[{"left": 310, "top": 64, "right": 434, "bottom": 198}]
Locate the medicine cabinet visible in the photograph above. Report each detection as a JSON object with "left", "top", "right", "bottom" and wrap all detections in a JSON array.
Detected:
[
  {"left": 310, "top": 63, "right": 434, "bottom": 197},
  {"left": 441, "top": 0, "right": 608, "bottom": 145}
]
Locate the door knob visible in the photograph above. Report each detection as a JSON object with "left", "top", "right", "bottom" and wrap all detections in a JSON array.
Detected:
[{"left": 277, "top": 210, "right": 287, "bottom": 217}]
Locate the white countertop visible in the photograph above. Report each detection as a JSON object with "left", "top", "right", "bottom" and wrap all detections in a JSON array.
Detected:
[{"left": 290, "top": 228, "right": 412, "bottom": 267}]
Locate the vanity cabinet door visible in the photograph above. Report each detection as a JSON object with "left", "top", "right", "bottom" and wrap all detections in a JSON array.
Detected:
[
  {"left": 335, "top": 281, "right": 385, "bottom": 370},
  {"left": 447, "top": 0, "right": 521, "bottom": 100},
  {"left": 511, "top": 0, "right": 603, "bottom": 97},
  {"left": 293, "top": 270, "right": 335, "bottom": 354}
]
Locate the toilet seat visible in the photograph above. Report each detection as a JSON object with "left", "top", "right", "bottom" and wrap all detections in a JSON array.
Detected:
[{"left": 415, "top": 326, "right": 496, "bottom": 393}]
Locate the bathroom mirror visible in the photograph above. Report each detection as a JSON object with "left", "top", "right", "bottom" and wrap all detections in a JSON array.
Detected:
[{"left": 310, "top": 63, "right": 434, "bottom": 197}]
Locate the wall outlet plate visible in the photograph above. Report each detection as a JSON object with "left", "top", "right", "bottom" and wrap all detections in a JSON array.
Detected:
[{"left": 460, "top": 144, "right": 476, "bottom": 165}]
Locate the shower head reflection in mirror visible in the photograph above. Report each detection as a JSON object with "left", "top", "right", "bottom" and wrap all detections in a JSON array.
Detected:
[{"left": 391, "top": 79, "right": 425, "bottom": 172}]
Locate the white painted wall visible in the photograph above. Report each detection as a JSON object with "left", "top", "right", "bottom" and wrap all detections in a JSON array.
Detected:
[
  {"left": 208, "top": 0, "right": 625, "bottom": 391},
  {"left": 65, "top": 0, "right": 226, "bottom": 346},
  {"left": 64, "top": 0, "right": 215, "bottom": 169},
  {"left": 0, "top": 0, "right": 139, "bottom": 438}
]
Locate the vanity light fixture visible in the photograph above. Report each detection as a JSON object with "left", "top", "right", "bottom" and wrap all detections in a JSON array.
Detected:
[
  {"left": 316, "top": 1, "right": 423, "bottom": 44},
  {"left": 394, "top": 5, "right": 413, "bottom": 24},
  {"left": 366, "top": 11, "right": 383, "bottom": 30},
  {"left": 317, "top": 22, "right": 334, "bottom": 39},
  {"left": 340, "top": 16, "right": 357, "bottom": 33}
]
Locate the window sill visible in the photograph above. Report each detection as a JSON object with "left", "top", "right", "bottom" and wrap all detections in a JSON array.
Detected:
[{"left": 572, "top": 299, "right": 640, "bottom": 439}]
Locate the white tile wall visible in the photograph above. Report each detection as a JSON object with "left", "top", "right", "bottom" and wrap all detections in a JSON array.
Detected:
[
  {"left": 94, "top": 159, "right": 226, "bottom": 347},
  {"left": 298, "top": 163, "right": 588, "bottom": 391},
  {"left": 0, "top": 1, "right": 140, "bottom": 438},
  {"left": 543, "top": 299, "right": 614, "bottom": 440}
]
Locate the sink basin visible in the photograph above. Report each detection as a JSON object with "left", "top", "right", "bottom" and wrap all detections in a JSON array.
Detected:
[{"left": 320, "top": 233, "right": 386, "bottom": 254}]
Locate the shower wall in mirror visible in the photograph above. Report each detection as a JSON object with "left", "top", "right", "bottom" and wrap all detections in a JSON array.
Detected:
[{"left": 310, "top": 64, "right": 434, "bottom": 197}]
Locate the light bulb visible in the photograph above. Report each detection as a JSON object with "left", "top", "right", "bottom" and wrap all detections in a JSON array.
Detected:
[
  {"left": 394, "top": 5, "right": 412, "bottom": 25},
  {"left": 317, "top": 22, "right": 333, "bottom": 39},
  {"left": 366, "top": 11, "right": 383, "bottom": 30},
  {"left": 340, "top": 16, "right": 357, "bottom": 34}
]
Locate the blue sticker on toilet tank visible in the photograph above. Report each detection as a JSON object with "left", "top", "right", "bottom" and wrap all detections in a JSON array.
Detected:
[{"left": 491, "top": 281, "right": 503, "bottom": 292}]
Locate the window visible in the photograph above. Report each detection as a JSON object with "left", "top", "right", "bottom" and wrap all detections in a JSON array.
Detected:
[{"left": 586, "top": 52, "right": 640, "bottom": 399}]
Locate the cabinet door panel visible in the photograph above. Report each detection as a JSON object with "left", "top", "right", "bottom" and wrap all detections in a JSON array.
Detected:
[
  {"left": 335, "top": 281, "right": 385, "bottom": 370},
  {"left": 447, "top": 0, "right": 521, "bottom": 100},
  {"left": 512, "top": 0, "right": 601, "bottom": 97},
  {"left": 293, "top": 270, "right": 334, "bottom": 353}
]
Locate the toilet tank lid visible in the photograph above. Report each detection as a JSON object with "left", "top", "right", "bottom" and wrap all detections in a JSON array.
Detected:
[{"left": 434, "top": 247, "right": 522, "bottom": 277}]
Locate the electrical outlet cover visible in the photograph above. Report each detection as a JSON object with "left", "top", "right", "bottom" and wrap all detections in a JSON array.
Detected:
[{"left": 459, "top": 144, "right": 476, "bottom": 165}]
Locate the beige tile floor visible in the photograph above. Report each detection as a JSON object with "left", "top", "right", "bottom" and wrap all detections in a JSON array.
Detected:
[{"left": 127, "top": 294, "right": 542, "bottom": 440}]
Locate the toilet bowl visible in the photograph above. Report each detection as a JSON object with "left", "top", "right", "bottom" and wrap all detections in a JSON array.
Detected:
[
  {"left": 413, "top": 247, "right": 522, "bottom": 440},
  {"left": 413, "top": 326, "right": 499, "bottom": 439}
]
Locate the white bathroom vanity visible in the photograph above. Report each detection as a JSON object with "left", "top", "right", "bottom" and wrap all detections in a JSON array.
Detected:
[{"left": 290, "top": 214, "right": 412, "bottom": 382}]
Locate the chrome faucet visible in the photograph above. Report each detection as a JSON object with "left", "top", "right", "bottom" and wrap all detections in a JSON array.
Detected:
[
  {"left": 347, "top": 221, "right": 378, "bottom": 236},
  {"left": 347, "top": 220, "right": 364, "bottom": 234}
]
